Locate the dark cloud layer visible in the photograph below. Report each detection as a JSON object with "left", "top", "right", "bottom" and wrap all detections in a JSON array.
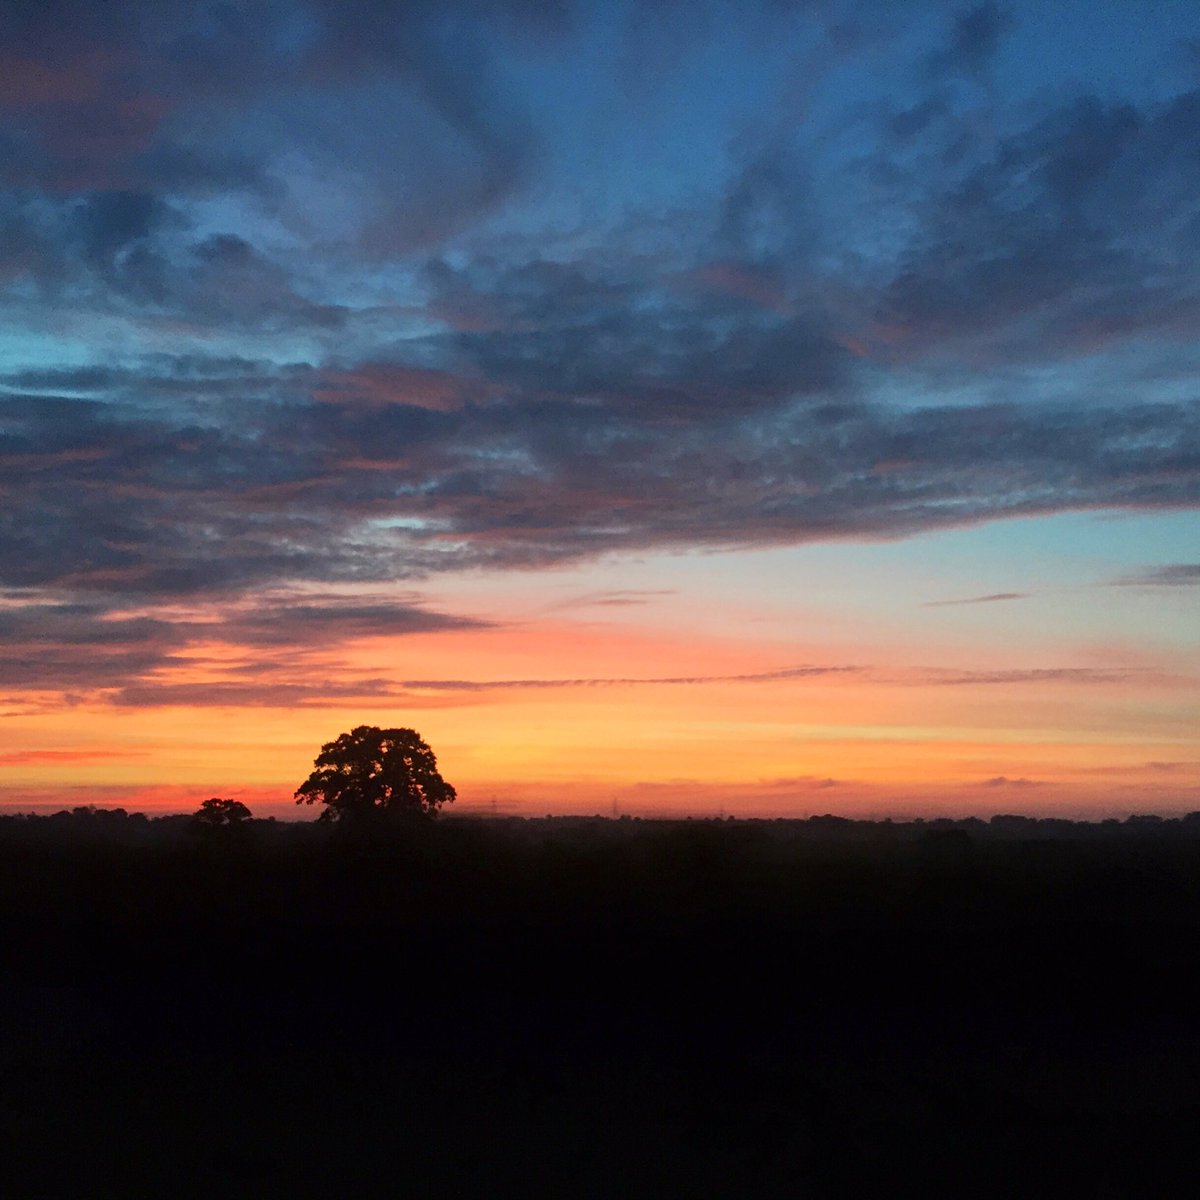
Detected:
[
  {"left": 3, "top": 387, "right": 1194, "bottom": 604},
  {"left": 0, "top": 0, "right": 557, "bottom": 227},
  {"left": 1, "top": 1, "right": 1197, "bottom": 698},
  {"left": 868, "top": 86, "right": 1200, "bottom": 364}
]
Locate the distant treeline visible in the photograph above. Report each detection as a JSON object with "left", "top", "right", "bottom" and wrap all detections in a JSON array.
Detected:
[{"left": 2, "top": 803, "right": 1199, "bottom": 847}]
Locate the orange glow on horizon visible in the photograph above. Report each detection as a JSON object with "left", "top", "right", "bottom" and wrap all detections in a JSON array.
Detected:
[{"left": 4, "top": 533, "right": 1197, "bottom": 819}]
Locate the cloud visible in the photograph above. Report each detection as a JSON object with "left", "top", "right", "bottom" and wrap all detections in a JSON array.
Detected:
[
  {"left": 212, "top": 594, "right": 490, "bottom": 646},
  {"left": 909, "top": 667, "right": 1145, "bottom": 687},
  {"left": 419, "top": 249, "right": 854, "bottom": 419},
  {"left": 0, "top": 748, "right": 146, "bottom": 765},
  {"left": 394, "top": 663, "right": 1146, "bottom": 695},
  {"left": 0, "top": 590, "right": 488, "bottom": 693},
  {"left": 110, "top": 679, "right": 417, "bottom": 709},
  {"left": 0, "top": 587, "right": 1156, "bottom": 710},
  {"left": 929, "top": 3, "right": 1016, "bottom": 77},
  {"left": 400, "top": 665, "right": 858, "bottom": 692},
  {"left": 313, "top": 362, "right": 492, "bottom": 412},
  {"left": 980, "top": 776, "right": 1042, "bottom": 788},
  {"left": 871, "top": 88, "right": 1200, "bottom": 364},
  {"left": 923, "top": 592, "right": 1028, "bottom": 607},
  {"left": 0, "top": 601, "right": 185, "bottom": 690},
  {"left": 764, "top": 776, "right": 840, "bottom": 790},
  {"left": 0, "top": 0, "right": 555, "bottom": 228},
  {"left": 1088, "top": 761, "right": 1200, "bottom": 777},
  {"left": 888, "top": 96, "right": 950, "bottom": 142},
  {"left": 1112, "top": 564, "right": 1200, "bottom": 587},
  {"left": 0, "top": 195, "right": 345, "bottom": 333},
  {"left": 2, "top": 386, "right": 1196, "bottom": 605},
  {"left": 1, "top": 0, "right": 1197, "bottom": 691},
  {"left": 547, "top": 589, "right": 676, "bottom": 610}
]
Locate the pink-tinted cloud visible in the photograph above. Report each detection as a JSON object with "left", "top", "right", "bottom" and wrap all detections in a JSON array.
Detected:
[
  {"left": 314, "top": 363, "right": 486, "bottom": 411},
  {"left": 677, "top": 260, "right": 789, "bottom": 313},
  {"left": 0, "top": 748, "right": 145, "bottom": 765}
]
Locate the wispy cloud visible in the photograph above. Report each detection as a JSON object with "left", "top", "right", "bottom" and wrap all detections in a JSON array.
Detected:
[
  {"left": 110, "top": 680, "right": 419, "bottom": 708},
  {"left": 46, "top": 654, "right": 1158, "bottom": 708},
  {"left": 923, "top": 592, "right": 1029, "bottom": 607},
  {"left": 763, "top": 776, "right": 841, "bottom": 790},
  {"left": 906, "top": 667, "right": 1146, "bottom": 687},
  {"left": 1112, "top": 564, "right": 1200, "bottom": 587},
  {"left": 397, "top": 664, "right": 1146, "bottom": 694},
  {"left": 0, "top": 748, "right": 146, "bottom": 765},
  {"left": 547, "top": 589, "right": 677, "bottom": 610},
  {"left": 401, "top": 665, "right": 858, "bottom": 691}
]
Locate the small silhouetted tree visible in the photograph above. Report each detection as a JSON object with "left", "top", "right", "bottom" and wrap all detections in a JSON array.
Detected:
[
  {"left": 294, "top": 726, "right": 456, "bottom": 823},
  {"left": 193, "top": 797, "right": 254, "bottom": 828}
]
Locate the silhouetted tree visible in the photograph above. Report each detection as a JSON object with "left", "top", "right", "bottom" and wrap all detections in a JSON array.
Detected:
[
  {"left": 294, "top": 726, "right": 456, "bottom": 823},
  {"left": 193, "top": 797, "right": 253, "bottom": 828}
]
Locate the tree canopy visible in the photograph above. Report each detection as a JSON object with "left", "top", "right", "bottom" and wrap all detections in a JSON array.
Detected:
[
  {"left": 193, "top": 797, "right": 253, "bottom": 828},
  {"left": 294, "top": 726, "right": 456, "bottom": 823}
]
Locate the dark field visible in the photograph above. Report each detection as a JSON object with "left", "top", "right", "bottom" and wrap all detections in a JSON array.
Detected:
[{"left": 2, "top": 811, "right": 1199, "bottom": 1197}]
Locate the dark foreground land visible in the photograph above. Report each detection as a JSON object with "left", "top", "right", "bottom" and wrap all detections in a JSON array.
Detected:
[{"left": 2, "top": 810, "right": 1199, "bottom": 1198}]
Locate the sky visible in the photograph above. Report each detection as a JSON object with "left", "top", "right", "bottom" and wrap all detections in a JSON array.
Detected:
[{"left": 1, "top": 0, "right": 1198, "bottom": 819}]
